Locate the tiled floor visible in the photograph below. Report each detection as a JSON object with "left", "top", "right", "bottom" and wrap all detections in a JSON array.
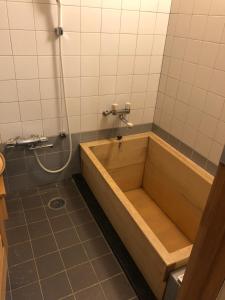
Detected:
[{"left": 5, "top": 180, "right": 137, "bottom": 300}]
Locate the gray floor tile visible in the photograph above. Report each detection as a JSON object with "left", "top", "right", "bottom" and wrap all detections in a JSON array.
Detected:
[
  {"left": 69, "top": 208, "right": 93, "bottom": 226},
  {"left": 32, "top": 234, "right": 57, "bottom": 257},
  {"left": 65, "top": 196, "right": 85, "bottom": 212},
  {"left": 75, "top": 285, "right": 106, "bottom": 300},
  {"left": 11, "top": 282, "right": 42, "bottom": 300},
  {"left": 6, "top": 199, "right": 23, "bottom": 214},
  {"left": 92, "top": 253, "right": 122, "bottom": 281},
  {"left": 28, "top": 220, "right": 51, "bottom": 239},
  {"left": 8, "top": 241, "right": 33, "bottom": 267},
  {"left": 54, "top": 228, "right": 79, "bottom": 249},
  {"left": 41, "top": 272, "right": 72, "bottom": 300},
  {"left": 36, "top": 252, "right": 64, "bottom": 279},
  {"left": 60, "top": 244, "right": 87, "bottom": 268},
  {"left": 49, "top": 214, "right": 73, "bottom": 232},
  {"left": 101, "top": 274, "right": 135, "bottom": 300},
  {"left": 9, "top": 260, "right": 38, "bottom": 290},
  {"left": 25, "top": 207, "right": 46, "bottom": 223},
  {"left": 67, "top": 262, "right": 98, "bottom": 292},
  {"left": 7, "top": 226, "right": 29, "bottom": 246},
  {"left": 76, "top": 221, "right": 101, "bottom": 242},
  {"left": 6, "top": 212, "right": 26, "bottom": 230},
  {"left": 22, "top": 195, "right": 43, "bottom": 210},
  {"left": 83, "top": 237, "right": 111, "bottom": 259}
]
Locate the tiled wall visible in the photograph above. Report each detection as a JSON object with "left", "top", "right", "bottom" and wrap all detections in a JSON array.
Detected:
[
  {"left": 0, "top": 0, "right": 171, "bottom": 144},
  {"left": 154, "top": 0, "right": 225, "bottom": 165}
]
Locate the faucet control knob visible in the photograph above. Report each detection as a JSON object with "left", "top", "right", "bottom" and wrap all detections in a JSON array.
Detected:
[{"left": 111, "top": 103, "right": 118, "bottom": 114}]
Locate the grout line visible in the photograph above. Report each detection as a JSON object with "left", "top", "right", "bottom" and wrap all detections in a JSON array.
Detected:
[
  {"left": 37, "top": 185, "right": 74, "bottom": 299},
  {"left": 21, "top": 193, "right": 45, "bottom": 299}
]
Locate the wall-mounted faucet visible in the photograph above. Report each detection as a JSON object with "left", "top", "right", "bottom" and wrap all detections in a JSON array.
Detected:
[{"left": 102, "top": 103, "right": 134, "bottom": 129}]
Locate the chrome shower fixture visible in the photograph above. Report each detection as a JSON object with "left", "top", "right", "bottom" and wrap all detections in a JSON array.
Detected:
[{"left": 5, "top": 135, "right": 53, "bottom": 150}]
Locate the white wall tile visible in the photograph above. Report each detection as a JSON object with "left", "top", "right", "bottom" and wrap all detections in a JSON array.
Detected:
[
  {"left": 134, "top": 56, "right": 150, "bottom": 74},
  {"left": 20, "top": 101, "right": 42, "bottom": 121},
  {"left": 102, "top": 0, "right": 121, "bottom": 9},
  {"left": 17, "top": 79, "right": 40, "bottom": 101},
  {"left": 63, "top": 6, "right": 80, "bottom": 31},
  {"left": 81, "top": 0, "right": 101, "bottom": 7},
  {"left": 66, "top": 98, "right": 80, "bottom": 116},
  {"left": 81, "top": 56, "right": 99, "bottom": 76},
  {"left": 140, "top": 0, "right": 158, "bottom": 12},
  {"left": 0, "top": 81, "right": 18, "bottom": 103},
  {"left": 38, "top": 56, "right": 60, "bottom": 78},
  {"left": 33, "top": 4, "right": 57, "bottom": 31},
  {"left": 81, "top": 114, "right": 98, "bottom": 132},
  {"left": 139, "top": 12, "right": 156, "bottom": 34},
  {"left": 117, "top": 56, "right": 134, "bottom": 75},
  {"left": 119, "top": 34, "right": 137, "bottom": 55},
  {"left": 8, "top": 2, "right": 35, "bottom": 30},
  {"left": 0, "top": 102, "right": 20, "bottom": 123},
  {"left": 99, "top": 76, "right": 116, "bottom": 95},
  {"left": 81, "top": 33, "right": 100, "bottom": 55},
  {"left": 116, "top": 75, "right": 132, "bottom": 93},
  {"left": 11, "top": 30, "right": 37, "bottom": 55},
  {"left": 136, "top": 35, "right": 154, "bottom": 55},
  {"left": 121, "top": 10, "right": 139, "bottom": 34},
  {"left": 36, "top": 31, "right": 59, "bottom": 55},
  {"left": 100, "top": 56, "right": 117, "bottom": 75},
  {"left": 14, "top": 56, "right": 38, "bottom": 80},
  {"left": 204, "top": 92, "right": 224, "bottom": 118},
  {"left": 42, "top": 99, "right": 61, "bottom": 119},
  {"left": 69, "top": 115, "right": 80, "bottom": 133},
  {"left": 62, "top": 32, "right": 80, "bottom": 55},
  {"left": 122, "top": 0, "right": 140, "bottom": 10},
  {"left": 63, "top": 56, "right": 80, "bottom": 77},
  {"left": 40, "top": 78, "right": 61, "bottom": 99},
  {"left": 100, "top": 33, "right": 119, "bottom": 55},
  {"left": 102, "top": 9, "right": 121, "bottom": 33},
  {"left": 81, "top": 96, "right": 98, "bottom": 114},
  {"left": 0, "top": 30, "right": 12, "bottom": 55},
  {"left": 0, "top": 56, "right": 15, "bottom": 80},
  {"left": 0, "top": 2, "right": 9, "bottom": 30},
  {"left": 81, "top": 7, "right": 101, "bottom": 32},
  {"left": 64, "top": 78, "right": 81, "bottom": 97},
  {"left": 81, "top": 77, "right": 98, "bottom": 96},
  {"left": 132, "top": 74, "right": 148, "bottom": 92}
]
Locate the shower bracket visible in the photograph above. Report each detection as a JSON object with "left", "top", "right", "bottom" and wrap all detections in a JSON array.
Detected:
[{"left": 55, "top": 27, "right": 63, "bottom": 37}]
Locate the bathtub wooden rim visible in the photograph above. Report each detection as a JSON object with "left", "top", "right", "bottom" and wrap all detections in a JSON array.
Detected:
[{"left": 80, "top": 132, "right": 214, "bottom": 267}]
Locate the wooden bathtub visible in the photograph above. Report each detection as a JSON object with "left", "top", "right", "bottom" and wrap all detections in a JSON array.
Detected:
[{"left": 80, "top": 132, "right": 214, "bottom": 299}]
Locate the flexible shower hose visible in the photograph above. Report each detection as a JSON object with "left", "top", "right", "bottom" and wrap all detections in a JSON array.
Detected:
[{"left": 34, "top": 0, "right": 73, "bottom": 173}]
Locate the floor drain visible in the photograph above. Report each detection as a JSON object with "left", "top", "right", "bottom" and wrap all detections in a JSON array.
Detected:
[{"left": 48, "top": 197, "right": 66, "bottom": 210}]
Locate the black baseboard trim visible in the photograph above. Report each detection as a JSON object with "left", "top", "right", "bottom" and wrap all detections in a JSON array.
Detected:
[{"left": 73, "top": 173, "right": 156, "bottom": 300}]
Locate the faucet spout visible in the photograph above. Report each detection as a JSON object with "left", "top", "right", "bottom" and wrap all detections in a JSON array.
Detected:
[{"left": 119, "top": 114, "right": 133, "bottom": 129}]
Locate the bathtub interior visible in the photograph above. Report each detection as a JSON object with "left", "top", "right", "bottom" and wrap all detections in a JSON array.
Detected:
[{"left": 90, "top": 134, "right": 212, "bottom": 254}]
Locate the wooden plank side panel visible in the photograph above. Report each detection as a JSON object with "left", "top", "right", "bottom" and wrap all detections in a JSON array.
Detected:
[
  {"left": 143, "top": 138, "right": 213, "bottom": 242},
  {"left": 125, "top": 189, "right": 191, "bottom": 253},
  {"left": 108, "top": 163, "right": 145, "bottom": 192},
  {"left": 0, "top": 198, "right": 8, "bottom": 221},
  {"left": 81, "top": 149, "right": 167, "bottom": 300},
  {"left": 91, "top": 137, "right": 148, "bottom": 171},
  {"left": 0, "top": 235, "right": 7, "bottom": 300}
]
